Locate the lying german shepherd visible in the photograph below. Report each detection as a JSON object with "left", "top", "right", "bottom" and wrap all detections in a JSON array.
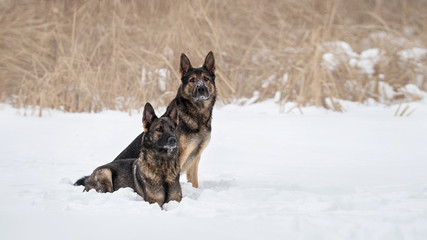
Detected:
[
  {"left": 115, "top": 52, "right": 216, "bottom": 188},
  {"left": 74, "top": 102, "right": 181, "bottom": 206}
]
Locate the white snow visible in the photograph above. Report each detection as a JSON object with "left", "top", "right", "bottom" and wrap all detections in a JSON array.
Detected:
[
  {"left": 322, "top": 52, "right": 338, "bottom": 70},
  {"left": 402, "top": 84, "right": 427, "bottom": 99},
  {"left": 1, "top": 101, "right": 427, "bottom": 240},
  {"left": 274, "top": 91, "right": 281, "bottom": 102},
  {"left": 141, "top": 68, "right": 147, "bottom": 84},
  {"left": 367, "top": 31, "right": 410, "bottom": 47},
  {"left": 262, "top": 75, "right": 276, "bottom": 89},
  {"left": 398, "top": 48, "right": 427, "bottom": 62},
  {"left": 370, "top": 81, "right": 397, "bottom": 102},
  {"left": 282, "top": 72, "right": 289, "bottom": 84},
  {"left": 356, "top": 48, "right": 382, "bottom": 77},
  {"left": 156, "top": 68, "right": 168, "bottom": 91},
  {"left": 323, "top": 41, "right": 358, "bottom": 58},
  {"left": 321, "top": 42, "right": 383, "bottom": 77}
]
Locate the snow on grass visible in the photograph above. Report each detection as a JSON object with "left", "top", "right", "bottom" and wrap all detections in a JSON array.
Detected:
[
  {"left": 398, "top": 47, "right": 427, "bottom": 62},
  {"left": 322, "top": 41, "right": 384, "bottom": 77},
  {"left": 321, "top": 41, "right": 427, "bottom": 85},
  {"left": 354, "top": 48, "right": 382, "bottom": 77},
  {"left": 1, "top": 101, "right": 427, "bottom": 240},
  {"left": 322, "top": 52, "right": 338, "bottom": 70}
]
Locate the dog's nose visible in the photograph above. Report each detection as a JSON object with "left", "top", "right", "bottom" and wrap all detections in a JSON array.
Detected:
[
  {"left": 197, "top": 86, "right": 207, "bottom": 95},
  {"left": 168, "top": 137, "right": 177, "bottom": 146}
]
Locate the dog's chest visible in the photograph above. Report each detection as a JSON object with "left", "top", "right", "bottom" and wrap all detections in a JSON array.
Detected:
[{"left": 178, "top": 129, "right": 211, "bottom": 170}]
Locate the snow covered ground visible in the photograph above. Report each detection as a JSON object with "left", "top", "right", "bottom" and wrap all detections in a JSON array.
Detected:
[{"left": 1, "top": 100, "right": 427, "bottom": 240}]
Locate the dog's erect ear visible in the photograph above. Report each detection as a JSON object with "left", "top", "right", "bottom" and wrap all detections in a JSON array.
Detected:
[
  {"left": 203, "top": 51, "right": 215, "bottom": 74},
  {"left": 166, "top": 102, "right": 178, "bottom": 126},
  {"left": 143, "top": 102, "right": 157, "bottom": 131},
  {"left": 180, "top": 53, "right": 192, "bottom": 76}
]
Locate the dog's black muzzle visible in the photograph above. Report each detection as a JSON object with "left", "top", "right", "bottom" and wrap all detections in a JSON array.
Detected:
[
  {"left": 162, "top": 136, "right": 177, "bottom": 151},
  {"left": 193, "top": 80, "right": 210, "bottom": 100}
]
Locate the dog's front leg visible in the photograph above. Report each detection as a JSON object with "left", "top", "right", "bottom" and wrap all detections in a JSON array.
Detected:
[
  {"left": 166, "top": 176, "right": 182, "bottom": 203},
  {"left": 186, "top": 155, "right": 201, "bottom": 188},
  {"left": 144, "top": 183, "right": 166, "bottom": 206}
]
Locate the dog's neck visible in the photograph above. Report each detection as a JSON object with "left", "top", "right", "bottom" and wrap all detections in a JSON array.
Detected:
[
  {"left": 134, "top": 135, "right": 179, "bottom": 187},
  {"left": 175, "top": 94, "right": 215, "bottom": 132}
]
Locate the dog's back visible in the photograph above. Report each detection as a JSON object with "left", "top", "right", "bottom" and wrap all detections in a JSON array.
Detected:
[{"left": 114, "top": 133, "right": 143, "bottom": 161}]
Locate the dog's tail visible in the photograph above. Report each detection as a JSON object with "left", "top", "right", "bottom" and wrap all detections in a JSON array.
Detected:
[{"left": 74, "top": 176, "right": 89, "bottom": 186}]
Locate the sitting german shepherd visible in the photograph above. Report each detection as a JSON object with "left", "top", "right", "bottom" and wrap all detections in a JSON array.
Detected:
[
  {"left": 115, "top": 52, "right": 217, "bottom": 188},
  {"left": 74, "top": 102, "right": 181, "bottom": 206}
]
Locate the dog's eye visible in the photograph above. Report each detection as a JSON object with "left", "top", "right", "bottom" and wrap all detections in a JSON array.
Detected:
[
  {"left": 203, "top": 76, "right": 210, "bottom": 81},
  {"left": 156, "top": 127, "right": 163, "bottom": 132},
  {"left": 189, "top": 77, "right": 196, "bottom": 83}
]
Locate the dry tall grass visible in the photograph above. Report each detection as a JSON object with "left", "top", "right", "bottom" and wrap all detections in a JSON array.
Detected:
[{"left": 1, "top": 0, "right": 426, "bottom": 115}]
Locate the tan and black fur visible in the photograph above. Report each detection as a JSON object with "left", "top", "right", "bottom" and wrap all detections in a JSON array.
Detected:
[
  {"left": 75, "top": 102, "right": 181, "bottom": 206},
  {"left": 115, "top": 52, "right": 216, "bottom": 188}
]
